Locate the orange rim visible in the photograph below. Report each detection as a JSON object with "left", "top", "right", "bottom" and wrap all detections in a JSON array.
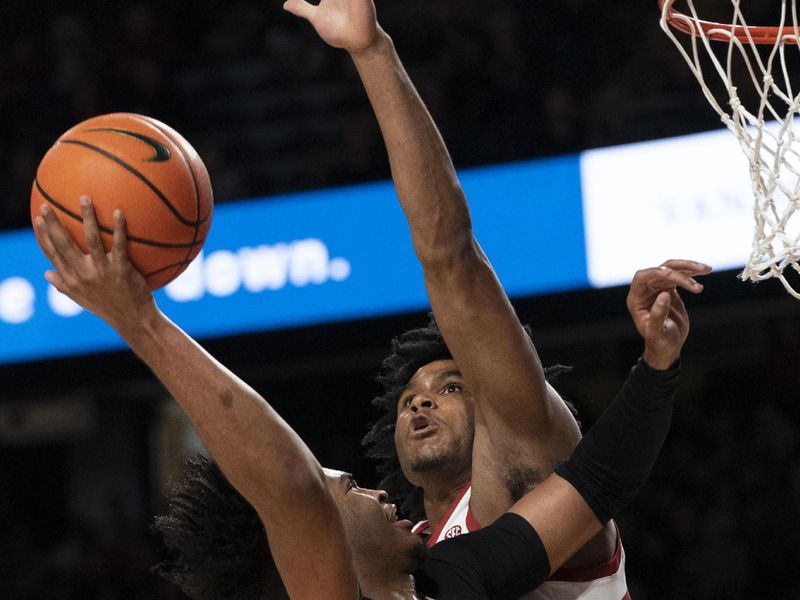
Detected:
[{"left": 659, "top": 0, "right": 800, "bottom": 44}]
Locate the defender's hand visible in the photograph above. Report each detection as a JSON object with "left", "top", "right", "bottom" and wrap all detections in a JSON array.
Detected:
[
  {"left": 627, "top": 259, "right": 711, "bottom": 370},
  {"left": 34, "top": 197, "right": 157, "bottom": 334},
  {"left": 283, "top": 0, "right": 382, "bottom": 54}
]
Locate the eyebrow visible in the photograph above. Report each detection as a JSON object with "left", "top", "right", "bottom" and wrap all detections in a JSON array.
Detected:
[
  {"left": 339, "top": 472, "right": 355, "bottom": 487},
  {"left": 434, "top": 369, "right": 463, "bottom": 385},
  {"left": 401, "top": 369, "right": 463, "bottom": 394}
]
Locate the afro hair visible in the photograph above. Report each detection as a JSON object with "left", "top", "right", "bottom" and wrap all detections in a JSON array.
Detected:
[
  {"left": 362, "top": 315, "right": 574, "bottom": 522},
  {"left": 153, "top": 454, "right": 289, "bottom": 600}
]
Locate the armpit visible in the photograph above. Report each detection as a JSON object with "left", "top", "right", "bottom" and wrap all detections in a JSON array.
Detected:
[{"left": 505, "top": 466, "right": 545, "bottom": 503}]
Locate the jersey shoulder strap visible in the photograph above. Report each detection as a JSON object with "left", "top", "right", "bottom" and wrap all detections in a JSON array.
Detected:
[{"left": 413, "top": 482, "right": 479, "bottom": 549}]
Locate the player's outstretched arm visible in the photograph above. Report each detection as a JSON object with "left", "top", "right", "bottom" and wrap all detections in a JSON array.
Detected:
[
  {"left": 527, "top": 262, "right": 703, "bottom": 570},
  {"left": 285, "top": 0, "right": 581, "bottom": 522},
  {"left": 34, "top": 199, "right": 358, "bottom": 600},
  {"left": 419, "top": 356, "right": 683, "bottom": 599},
  {"left": 415, "top": 277, "right": 699, "bottom": 598}
]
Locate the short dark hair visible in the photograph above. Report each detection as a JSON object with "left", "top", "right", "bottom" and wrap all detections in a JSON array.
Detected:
[
  {"left": 362, "top": 316, "right": 575, "bottom": 523},
  {"left": 153, "top": 454, "right": 289, "bottom": 600}
]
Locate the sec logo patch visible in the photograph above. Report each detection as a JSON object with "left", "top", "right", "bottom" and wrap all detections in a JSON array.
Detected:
[{"left": 444, "top": 525, "right": 462, "bottom": 538}]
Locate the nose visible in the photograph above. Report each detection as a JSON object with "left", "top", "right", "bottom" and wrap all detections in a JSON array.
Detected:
[
  {"left": 410, "top": 395, "right": 435, "bottom": 412},
  {"left": 365, "top": 488, "right": 389, "bottom": 503}
]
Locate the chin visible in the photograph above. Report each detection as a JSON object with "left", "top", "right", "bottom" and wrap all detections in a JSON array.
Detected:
[
  {"left": 410, "top": 453, "right": 450, "bottom": 473},
  {"left": 401, "top": 535, "right": 428, "bottom": 574},
  {"left": 411, "top": 443, "right": 465, "bottom": 472},
  {"left": 407, "top": 441, "right": 441, "bottom": 464},
  {"left": 411, "top": 535, "right": 427, "bottom": 560}
]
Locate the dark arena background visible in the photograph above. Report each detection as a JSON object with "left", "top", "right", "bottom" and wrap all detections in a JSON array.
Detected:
[{"left": 1, "top": 1, "right": 800, "bottom": 598}]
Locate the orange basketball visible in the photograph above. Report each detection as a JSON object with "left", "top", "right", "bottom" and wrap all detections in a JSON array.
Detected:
[{"left": 31, "top": 113, "right": 213, "bottom": 290}]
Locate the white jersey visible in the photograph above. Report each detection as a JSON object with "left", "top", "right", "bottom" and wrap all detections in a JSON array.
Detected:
[{"left": 412, "top": 483, "right": 631, "bottom": 600}]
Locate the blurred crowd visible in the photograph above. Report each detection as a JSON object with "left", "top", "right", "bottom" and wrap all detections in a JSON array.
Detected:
[
  {"left": 0, "top": 0, "right": 717, "bottom": 232},
  {"left": 620, "top": 360, "right": 800, "bottom": 598},
  {"left": 2, "top": 517, "right": 185, "bottom": 600},
  {"left": 2, "top": 1, "right": 800, "bottom": 598}
]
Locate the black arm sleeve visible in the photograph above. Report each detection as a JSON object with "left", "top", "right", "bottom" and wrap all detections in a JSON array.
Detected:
[
  {"left": 554, "top": 357, "right": 679, "bottom": 525},
  {"left": 413, "top": 512, "right": 549, "bottom": 600}
]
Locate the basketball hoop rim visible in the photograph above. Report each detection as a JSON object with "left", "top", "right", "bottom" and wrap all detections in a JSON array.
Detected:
[{"left": 659, "top": 0, "right": 800, "bottom": 44}]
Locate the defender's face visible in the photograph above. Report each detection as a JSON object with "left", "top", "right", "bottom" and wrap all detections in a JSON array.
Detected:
[
  {"left": 324, "top": 469, "right": 422, "bottom": 575},
  {"left": 393, "top": 359, "right": 475, "bottom": 485}
]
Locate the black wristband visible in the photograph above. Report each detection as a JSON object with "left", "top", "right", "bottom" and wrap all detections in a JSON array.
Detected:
[{"left": 415, "top": 513, "right": 550, "bottom": 600}]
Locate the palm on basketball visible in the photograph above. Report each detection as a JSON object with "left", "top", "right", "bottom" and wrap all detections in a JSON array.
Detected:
[
  {"left": 36, "top": 198, "right": 156, "bottom": 335},
  {"left": 283, "top": 0, "right": 380, "bottom": 53}
]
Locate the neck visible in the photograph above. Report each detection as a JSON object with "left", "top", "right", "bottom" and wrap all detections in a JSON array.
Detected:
[{"left": 421, "top": 475, "right": 470, "bottom": 531}]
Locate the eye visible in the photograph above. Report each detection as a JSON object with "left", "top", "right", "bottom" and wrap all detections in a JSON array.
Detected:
[
  {"left": 442, "top": 382, "right": 462, "bottom": 394},
  {"left": 399, "top": 394, "right": 414, "bottom": 409},
  {"left": 347, "top": 478, "right": 358, "bottom": 491}
]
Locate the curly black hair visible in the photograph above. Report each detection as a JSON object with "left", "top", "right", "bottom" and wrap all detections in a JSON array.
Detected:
[
  {"left": 362, "top": 316, "right": 574, "bottom": 523},
  {"left": 153, "top": 454, "right": 289, "bottom": 600}
]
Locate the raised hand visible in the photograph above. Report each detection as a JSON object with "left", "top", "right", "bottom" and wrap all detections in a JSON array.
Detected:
[
  {"left": 34, "top": 197, "right": 156, "bottom": 335},
  {"left": 283, "top": 0, "right": 382, "bottom": 54},
  {"left": 626, "top": 259, "right": 711, "bottom": 370}
]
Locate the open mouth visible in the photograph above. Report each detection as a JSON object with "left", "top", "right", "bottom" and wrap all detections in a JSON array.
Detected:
[
  {"left": 383, "top": 504, "right": 413, "bottom": 529},
  {"left": 383, "top": 503, "right": 398, "bottom": 523},
  {"left": 409, "top": 415, "right": 439, "bottom": 439},
  {"left": 411, "top": 415, "right": 431, "bottom": 433}
]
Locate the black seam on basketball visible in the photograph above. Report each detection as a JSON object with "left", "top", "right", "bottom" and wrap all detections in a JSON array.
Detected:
[
  {"left": 34, "top": 178, "right": 205, "bottom": 250},
  {"left": 143, "top": 259, "right": 191, "bottom": 278},
  {"left": 142, "top": 117, "right": 205, "bottom": 267},
  {"left": 58, "top": 138, "right": 209, "bottom": 228},
  {"left": 137, "top": 115, "right": 209, "bottom": 289}
]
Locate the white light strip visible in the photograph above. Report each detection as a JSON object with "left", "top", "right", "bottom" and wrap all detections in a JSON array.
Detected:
[{"left": 581, "top": 128, "right": 755, "bottom": 287}]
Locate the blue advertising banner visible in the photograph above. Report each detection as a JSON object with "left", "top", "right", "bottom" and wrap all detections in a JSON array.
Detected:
[{"left": 0, "top": 155, "right": 587, "bottom": 364}]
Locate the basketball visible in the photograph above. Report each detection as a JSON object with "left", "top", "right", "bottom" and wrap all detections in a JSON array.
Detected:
[{"left": 30, "top": 113, "right": 213, "bottom": 290}]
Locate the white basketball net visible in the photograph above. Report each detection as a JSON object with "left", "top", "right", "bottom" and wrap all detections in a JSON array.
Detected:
[{"left": 660, "top": 0, "right": 800, "bottom": 298}]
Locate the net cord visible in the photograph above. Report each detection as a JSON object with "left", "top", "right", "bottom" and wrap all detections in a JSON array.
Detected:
[{"left": 660, "top": 0, "right": 800, "bottom": 298}]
